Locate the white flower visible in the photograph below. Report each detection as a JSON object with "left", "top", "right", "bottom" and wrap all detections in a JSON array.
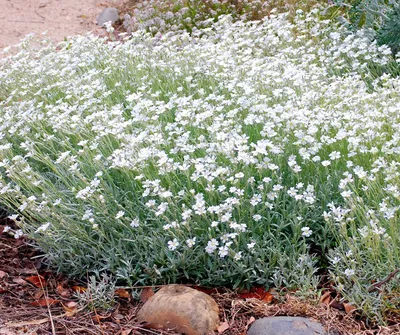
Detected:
[
  {"left": 330, "top": 32, "right": 341, "bottom": 40},
  {"left": 321, "top": 160, "right": 331, "bottom": 167},
  {"left": 234, "top": 252, "right": 242, "bottom": 261},
  {"left": 76, "top": 186, "right": 92, "bottom": 200},
  {"left": 253, "top": 214, "right": 262, "bottom": 222},
  {"left": 82, "top": 209, "right": 93, "bottom": 220},
  {"left": 104, "top": 21, "right": 115, "bottom": 33},
  {"left": 115, "top": 211, "right": 125, "bottom": 219},
  {"left": 14, "top": 229, "right": 24, "bottom": 239},
  {"left": 155, "top": 202, "right": 168, "bottom": 216},
  {"left": 186, "top": 237, "right": 196, "bottom": 248},
  {"left": 312, "top": 156, "right": 320, "bottom": 162},
  {"left": 19, "top": 202, "right": 28, "bottom": 212},
  {"left": 90, "top": 178, "right": 100, "bottom": 188},
  {"left": 205, "top": 238, "right": 219, "bottom": 254},
  {"left": 341, "top": 190, "right": 352, "bottom": 198},
  {"left": 53, "top": 198, "right": 61, "bottom": 206},
  {"left": 247, "top": 241, "right": 256, "bottom": 249},
  {"left": 344, "top": 269, "right": 355, "bottom": 277},
  {"left": 55, "top": 151, "right": 71, "bottom": 164},
  {"left": 168, "top": 238, "right": 179, "bottom": 251},
  {"left": 211, "top": 221, "right": 219, "bottom": 227},
  {"left": 218, "top": 185, "right": 226, "bottom": 192},
  {"left": 145, "top": 200, "right": 156, "bottom": 208},
  {"left": 35, "top": 222, "right": 51, "bottom": 233},
  {"left": 218, "top": 245, "right": 229, "bottom": 258},
  {"left": 301, "top": 226, "right": 312, "bottom": 237},
  {"left": 3, "top": 226, "right": 11, "bottom": 233},
  {"left": 130, "top": 218, "right": 140, "bottom": 227},
  {"left": 7, "top": 214, "right": 18, "bottom": 222},
  {"left": 235, "top": 172, "right": 244, "bottom": 179},
  {"left": 329, "top": 151, "right": 341, "bottom": 160}
]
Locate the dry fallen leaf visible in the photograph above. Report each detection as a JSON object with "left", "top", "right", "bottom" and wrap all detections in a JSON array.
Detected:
[
  {"left": 247, "top": 316, "right": 255, "bottom": 325},
  {"left": 63, "top": 301, "right": 78, "bottom": 317},
  {"left": 140, "top": 287, "right": 154, "bottom": 303},
  {"left": 71, "top": 285, "right": 86, "bottom": 293},
  {"left": 0, "top": 270, "right": 7, "bottom": 279},
  {"left": 56, "top": 283, "right": 70, "bottom": 297},
  {"left": 262, "top": 291, "right": 274, "bottom": 303},
  {"left": 33, "top": 290, "right": 44, "bottom": 300},
  {"left": 244, "top": 316, "right": 256, "bottom": 331},
  {"left": 319, "top": 291, "right": 331, "bottom": 306},
  {"left": 92, "top": 314, "right": 109, "bottom": 323},
  {"left": 26, "top": 275, "right": 46, "bottom": 288},
  {"left": 217, "top": 321, "right": 230, "bottom": 333},
  {"left": 238, "top": 287, "right": 273, "bottom": 303},
  {"left": 12, "top": 277, "right": 28, "bottom": 285},
  {"left": 115, "top": 288, "right": 131, "bottom": 299},
  {"left": 30, "top": 298, "right": 59, "bottom": 307},
  {"left": 344, "top": 303, "right": 356, "bottom": 314}
]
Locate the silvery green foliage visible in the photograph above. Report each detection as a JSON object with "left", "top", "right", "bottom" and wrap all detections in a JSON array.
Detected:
[
  {"left": 333, "top": 0, "right": 395, "bottom": 29},
  {"left": 377, "top": 2, "right": 400, "bottom": 55},
  {"left": 333, "top": 0, "right": 400, "bottom": 56},
  {"left": 0, "top": 11, "right": 399, "bottom": 322},
  {"left": 76, "top": 274, "right": 116, "bottom": 311}
]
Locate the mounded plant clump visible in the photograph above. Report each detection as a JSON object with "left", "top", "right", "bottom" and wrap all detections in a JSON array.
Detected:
[
  {"left": 0, "top": 10, "right": 399, "bottom": 323},
  {"left": 121, "top": 0, "right": 320, "bottom": 34}
]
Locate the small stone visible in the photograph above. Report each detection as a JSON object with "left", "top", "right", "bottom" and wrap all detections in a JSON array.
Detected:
[
  {"left": 96, "top": 8, "right": 119, "bottom": 27},
  {"left": 137, "top": 284, "right": 220, "bottom": 335},
  {"left": 248, "top": 316, "right": 327, "bottom": 335}
]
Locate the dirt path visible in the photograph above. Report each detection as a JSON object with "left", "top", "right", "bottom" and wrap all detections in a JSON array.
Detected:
[{"left": 0, "top": 0, "right": 126, "bottom": 49}]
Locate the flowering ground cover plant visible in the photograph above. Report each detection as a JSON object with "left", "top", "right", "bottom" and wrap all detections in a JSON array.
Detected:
[
  {"left": 121, "top": 0, "right": 320, "bottom": 35},
  {"left": 0, "top": 9, "right": 399, "bottom": 323}
]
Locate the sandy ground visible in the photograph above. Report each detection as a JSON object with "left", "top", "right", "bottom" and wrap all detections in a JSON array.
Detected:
[{"left": 0, "top": 0, "right": 126, "bottom": 49}]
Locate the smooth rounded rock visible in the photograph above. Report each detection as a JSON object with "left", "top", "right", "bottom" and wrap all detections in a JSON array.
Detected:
[
  {"left": 96, "top": 8, "right": 119, "bottom": 26},
  {"left": 137, "top": 284, "right": 220, "bottom": 335},
  {"left": 248, "top": 316, "right": 327, "bottom": 335}
]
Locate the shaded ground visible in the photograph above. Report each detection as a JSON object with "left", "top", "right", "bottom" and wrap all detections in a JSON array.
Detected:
[{"left": 0, "top": 0, "right": 125, "bottom": 49}]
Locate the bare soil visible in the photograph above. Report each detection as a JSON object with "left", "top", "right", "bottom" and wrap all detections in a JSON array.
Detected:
[{"left": 0, "top": 0, "right": 125, "bottom": 49}]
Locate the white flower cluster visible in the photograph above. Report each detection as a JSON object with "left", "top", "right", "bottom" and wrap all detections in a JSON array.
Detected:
[
  {"left": 0, "top": 11, "right": 398, "bottom": 285},
  {"left": 122, "top": 0, "right": 270, "bottom": 35}
]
